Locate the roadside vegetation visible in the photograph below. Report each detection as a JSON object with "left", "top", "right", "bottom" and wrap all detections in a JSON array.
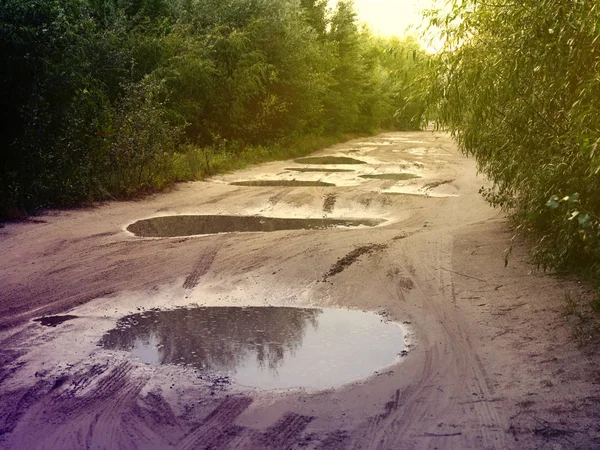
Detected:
[
  {"left": 427, "top": 0, "right": 600, "bottom": 298},
  {"left": 0, "top": 0, "right": 428, "bottom": 218}
]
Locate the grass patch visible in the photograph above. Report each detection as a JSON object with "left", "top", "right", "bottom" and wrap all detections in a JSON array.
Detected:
[
  {"left": 170, "top": 134, "right": 369, "bottom": 183},
  {"left": 2, "top": 133, "right": 373, "bottom": 220}
]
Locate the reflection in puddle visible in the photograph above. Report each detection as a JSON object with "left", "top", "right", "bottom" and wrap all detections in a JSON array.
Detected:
[
  {"left": 127, "top": 215, "right": 384, "bottom": 237},
  {"left": 230, "top": 180, "right": 334, "bottom": 187},
  {"left": 101, "top": 307, "right": 404, "bottom": 390},
  {"left": 294, "top": 156, "right": 366, "bottom": 165}
]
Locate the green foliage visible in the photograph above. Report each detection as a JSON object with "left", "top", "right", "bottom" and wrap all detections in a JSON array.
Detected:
[
  {"left": 428, "top": 0, "right": 600, "bottom": 287},
  {"left": 0, "top": 0, "right": 428, "bottom": 217}
]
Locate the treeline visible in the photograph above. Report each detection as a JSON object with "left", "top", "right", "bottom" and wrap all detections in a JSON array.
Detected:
[
  {"left": 428, "top": 0, "right": 600, "bottom": 286},
  {"left": 0, "top": 0, "right": 427, "bottom": 217}
]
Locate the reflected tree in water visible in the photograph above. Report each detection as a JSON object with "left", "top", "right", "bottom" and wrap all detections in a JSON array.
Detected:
[{"left": 101, "top": 307, "right": 321, "bottom": 373}]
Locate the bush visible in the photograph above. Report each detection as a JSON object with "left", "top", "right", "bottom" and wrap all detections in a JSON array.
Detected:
[{"left": 427, "top": 0, "right": 600, "bottom": 284}]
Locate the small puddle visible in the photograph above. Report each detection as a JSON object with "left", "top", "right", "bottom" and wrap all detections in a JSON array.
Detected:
[
  {"left": 127, "top": 215, "right": 384, "bottom": 238},
  {"left": 230, "top": 180, "right": 334, "bottom": 187},
  {"left": 360, "top": 173, "right": 421, "bottom": 181},
  {"left": 101, "top": 307, "right": 404, "bottom": 390},
  {"left": 294, "top": 157, "right": 366, "bottom": 165},
  {"left": 285, "top": 168, "right": 354, "bottom": 173},
  {"left": 34, "top": 315, "right": 78, "bottom": 327}
]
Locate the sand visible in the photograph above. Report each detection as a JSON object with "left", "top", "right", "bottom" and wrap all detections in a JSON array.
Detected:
[{"left": 1, "top": 131, "right": 598, "bottom": 449}]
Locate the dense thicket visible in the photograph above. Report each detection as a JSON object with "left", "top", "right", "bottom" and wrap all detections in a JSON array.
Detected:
[
  {"left": 428, "top": 0, "right": 600, "bottom": 284},
  {"left": 0, "top": 0, "right": 427, "bottom": 217}
]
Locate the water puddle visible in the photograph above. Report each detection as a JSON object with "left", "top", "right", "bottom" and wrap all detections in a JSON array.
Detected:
[
  {"left": 359, "top": 141, "right": 393, "bottom": 146},
  {"left": 285, "top": 168, "right": 354, "bottom": 173},
  {"left": 230, "top": 180, "right": 334, "bottom": 187},
  {"left": 350, "top": 146, "right": 377, "bottom": 152},
  {"left": 101, "top": 307, "right": 404, "bottom": 390},
  {"left": 34, "top": 315, "right": 78, "bottom": 327},
  {"left": 294, "top": 157, "right": 366, "bottom": 165},
  {"left": 360, "top": 173, "right": 420, "bottom": 181},
  {"left": 381, "top": 188, "right": 459, "bottom": 198},
  {"left": 127, "top": 215, "right": 384, "bottom": 237}
]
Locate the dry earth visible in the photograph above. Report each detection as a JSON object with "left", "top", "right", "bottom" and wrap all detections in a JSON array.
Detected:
[{"left": 1, "top": 131, "right": 599, "bottom": 449}]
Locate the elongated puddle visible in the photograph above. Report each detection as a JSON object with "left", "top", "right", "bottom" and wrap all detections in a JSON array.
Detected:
[
  {"left": 127, "top": 215, "right": 384, "bottom": 237},
  {"left": 294, "top": 156, "right": 366, "bottom": 165},
  {"left": 101, "top": 307, "right": 404, "bottom": 390},
  {"left": 285, "top": 168, "right": 354, "bottom": 173},
  {"left": 230, "top": 180, "right": 334, "bottom": 187},
  {"left": 34, "top": 315, "right": 78, "bottom": 327},
  {"left": 360, "top": 173, "right": 420, "bottom": 181}
]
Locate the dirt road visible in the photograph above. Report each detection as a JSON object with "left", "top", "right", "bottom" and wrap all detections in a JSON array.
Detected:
[{"left": 1, "top": 132, "right": 599, "bottom": 449}]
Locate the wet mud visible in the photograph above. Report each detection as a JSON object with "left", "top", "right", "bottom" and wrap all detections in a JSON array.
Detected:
[
  {"left": 424, "top": 179, "right": 454, "bottom": 189},
  {"left": 33, "top": 315, "right": 78, "bottom": 327},
  {"left": 294, "top": 156, "right": 366, "bottom": 165},
  {"left": 127, "top": 215, "right": 384, "bottom": 238},
  {"left": 322, "top": 194, "right": 337, "bottom": 213},
  {"left": 323, "top": 244, "right": 388, "bottom": 281},
  {"left": 230, "top": 180, "right": 334, "bottom": 187},
  {"left": 101, "top": 306, "right": 404, "bottom": 389},
  {"left": 360, "top": 173, "right": 421, "bottom": 181}
]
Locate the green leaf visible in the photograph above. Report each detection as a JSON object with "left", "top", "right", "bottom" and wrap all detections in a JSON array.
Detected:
[
  {"left": 546, "top": 195, "right": 560, "bottom": 209},
  {"left": 578, "top": 213, "right": 592, "bottom": 228}
]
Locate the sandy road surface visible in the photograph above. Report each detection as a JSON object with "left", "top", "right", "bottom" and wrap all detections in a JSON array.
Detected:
[{"left": 1, "top": 131, "right": 599, "bottom": 449}]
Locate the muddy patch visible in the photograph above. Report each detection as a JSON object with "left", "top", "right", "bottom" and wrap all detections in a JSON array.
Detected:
[
  {"left": 33, "top": 315, "right": 78, "bottom": 327},
  {"left": 285, "top": 168, "right": 354, "bottom": 173},
  {"left": 323, "top": 244, "right": 388, "bottom": 281},
  {"left": 101, "top": 306, "right": 404, "bottom": 390},
  {"left": 424, "top": 179, "right": 454, "bottom": 189},
  {"left": 127, "top": 215, "right": 384, "bottom": 238},
  {"left": 322, "top": 194, "right": 337, "bottom": 213},
  {"left": 359, "top": 173, "right": 421, "bottom": 181},
  {"left": 294, "top": 157, "right": 366, "bottom": 165},
  {"left": 230, "top": 180, "right": 334, "bottom": 187}
]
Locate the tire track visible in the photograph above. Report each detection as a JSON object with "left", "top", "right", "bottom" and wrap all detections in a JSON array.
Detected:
[
  {"left": 316, "top": 430, "right": 351, "bottom": 449},
  {"left": 2, "top": 361, "right": 158, "bottom": 450},
  {"left": 177, "top": 396, "right": 253, "bottom": 450},
  {"left": 183, "top": 246, "right": 219, "bottom": 291},
  {"left": 351, "top": 232, "right": 508, "bottom": 449},
  {"left": 253, "top": 413, "right": 315, "bottom": 449}
]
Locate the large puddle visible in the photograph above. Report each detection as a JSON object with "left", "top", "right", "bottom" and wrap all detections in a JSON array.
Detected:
[
  {"left": 127, "top": 215, "right": 384, "bottom": 237},
  {"left": 101, "top": 307, "right": 404, "bottom": 390},
  {"left": 230, "top": 180, "right": 334, "bottom": 187},
  {"left": 294, "top": 156, "right": 366, "bottom": 165}
]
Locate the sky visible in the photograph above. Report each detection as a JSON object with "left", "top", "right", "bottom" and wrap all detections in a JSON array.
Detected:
[
  {"left": 328, "top": 0, "right": 443, "bottom": 51},
  {"left": 352, "top": 0, "right": 434, "bottom": 36}
]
